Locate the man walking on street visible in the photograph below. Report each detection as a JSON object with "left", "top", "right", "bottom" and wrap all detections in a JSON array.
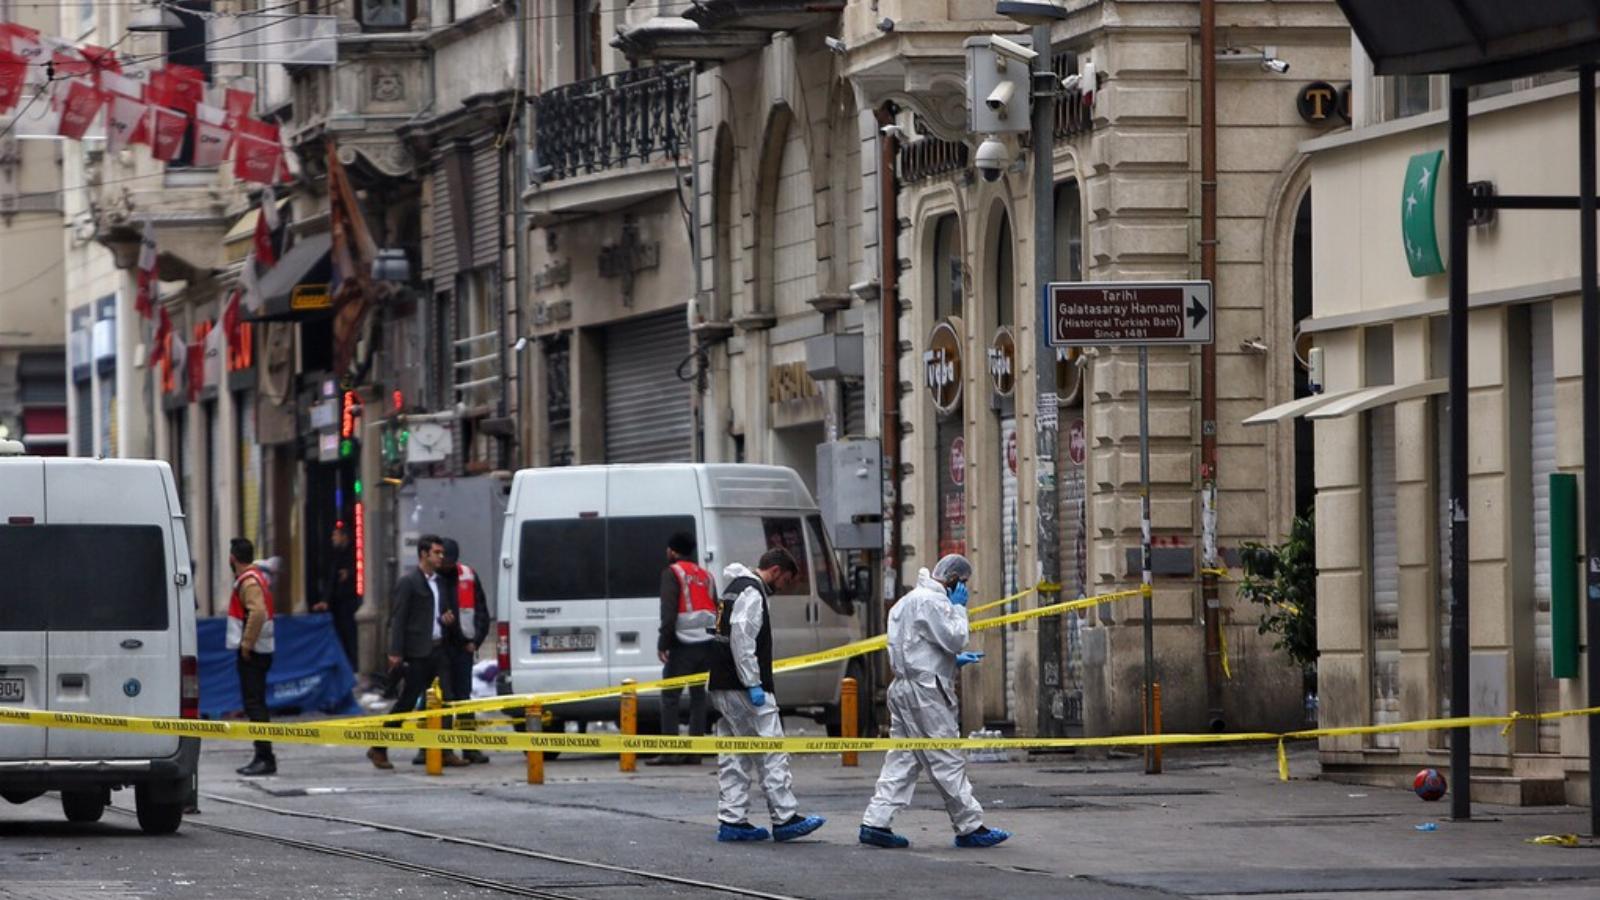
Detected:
[
  {"left": 419, "top": 537, "right": 491, "bottom": 765},
  {"left": 707, "top": 547, "right": 826, "bottom": 843},
  {"left": 859, "top": 553, "right": 1009, "bottom": 849},
  {"left": 313, "top": 525, "right": 360, "bottom": 675},
  {"left": 650, "top": 532, "right": 716, "bottom": 766},
  {"left": 227, "top": 537, "right": 277, "bottom": 776},
  {"left": 368, "top": 534, "right": 467, "bottom": 770}
]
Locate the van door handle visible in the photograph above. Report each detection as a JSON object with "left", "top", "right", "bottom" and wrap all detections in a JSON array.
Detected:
[
  {"left": 617, "top": 631, "right": 639, "bottom": 646},
  {"left": 59, "top": 674, "right": 86, "bottom": 691}
]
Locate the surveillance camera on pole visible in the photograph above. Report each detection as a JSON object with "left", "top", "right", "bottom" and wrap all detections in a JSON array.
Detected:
[
  {"left": 965, "top": 35, "right": 1033, "bottom": 135},
  {"left": 974, "top": 136, "right": 1009, "bottom": 183}
]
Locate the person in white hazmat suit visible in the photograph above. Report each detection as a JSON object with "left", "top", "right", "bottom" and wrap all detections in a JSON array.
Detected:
[
  {"left": 858, "top": 553, "right": 1011, "bottom": 849},
  {"left": 705, "top": 546, "right": 828, "bottom": 843}
]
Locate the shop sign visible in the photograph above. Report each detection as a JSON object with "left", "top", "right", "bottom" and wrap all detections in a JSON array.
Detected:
[
  {"left": 1005, "top": 427, "right": 1019, "bottom": 476},
  {"left": 1401, "top": 149, "right": 1445, "bottom": 277},
  {"left": 291, "top": 283, "right": 331, "bottom": 311},
  {"left": 925, "top": 317, "right": 963, "bottom": 415},
  {"left": 949, "top": 436, "right": 966, "bottom": 486},
  {"left": 768, "top": 361, "right": 821, "bottom": 405},
  {"left": 1296, "top": 82, "right": 1351, "bottom": 125},
  {"left": 987, "top": 327, "right": 1015, "bottom": 399}
]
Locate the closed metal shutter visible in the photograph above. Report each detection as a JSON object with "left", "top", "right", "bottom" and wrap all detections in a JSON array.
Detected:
[
  {"left": 842, "top": 380, "right": 866, "bottom": 438},
  {"left": 430, "top": 163, "right": 458, "bottom": 283},
  {"left": 604, "top": 311, "right": 692, "bottom": 463},
  {"left": 1435, "top": 397, "right": 1452, "bottom": 741},
  {"left": 1368, "top": 406, "right": 1400, "bottom": 747},
  {"left": 1001, "top": 416, "right": 1019, "bottom": 721},
  {"left": 772, "top": 123, "right": 816, "bottom": 319},
  {"left": 471, "top": 138, "right": 501, "bottom": 271},
  {"left": 1529, "top": 303, "right": 1558, "bottom": 751}
]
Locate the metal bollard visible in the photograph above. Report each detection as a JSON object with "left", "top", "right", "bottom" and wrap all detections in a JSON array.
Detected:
[
  {"left": 620, "top": 679, "right": 637, "bottom": 773},
  {"left": 841, "top": 677, "right": 859, "bottom": 767},
  {"left": 1148, "top": 681, "right": 1164, "bottom": 774},
  {"left": 425, "top": 678, "right": 443, "bottom": 776},
  {"left": 526, "top": 703, "right": 544, "bottom": 785}
]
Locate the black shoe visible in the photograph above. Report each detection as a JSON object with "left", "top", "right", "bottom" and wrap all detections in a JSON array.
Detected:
[
  {"left": 463, "top": 750, "right": 490, "bottom": 764},
  {"left": 412, "top": 751, "right": 426, "bottom": 766},
  {"left": 645, "top": 754, "right": 680, "bottom": 766},
  {"left": 236, "top": 756, "right": 277, "bottom": 777}
]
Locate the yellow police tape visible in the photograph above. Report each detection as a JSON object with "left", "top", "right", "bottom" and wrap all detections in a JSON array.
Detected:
[
  {"left": 3, "top": 702, "right": 1596, "bottom": 773},
  {"left": 324, "top": 584, "right": 1138, "bottom": 728}
]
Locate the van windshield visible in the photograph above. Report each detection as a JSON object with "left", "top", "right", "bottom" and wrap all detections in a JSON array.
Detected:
[
  {"left": 519, "top": 516, "right": 697, "bottom": 601},
  {"left": 0, "top": 524, "right": 169, "bottom": 630}
]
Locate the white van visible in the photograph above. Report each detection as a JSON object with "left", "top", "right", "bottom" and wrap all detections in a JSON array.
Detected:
[
  {"left": 496, "top": 464, "right": 864, "bottom": 734},
  {"left": 0, "top": 449, "right": 200, "bottom": 834}
]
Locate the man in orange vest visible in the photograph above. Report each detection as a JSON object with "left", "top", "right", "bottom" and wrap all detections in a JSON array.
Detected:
[
  {"left": 430, "top": 537, "right": 491, "bottom": 764},
  {"left": 226, "top": 537, "right": 277, "bottom": 776},
  {"left": 651, "top": 532, "right": 717, "bottom": 766}
]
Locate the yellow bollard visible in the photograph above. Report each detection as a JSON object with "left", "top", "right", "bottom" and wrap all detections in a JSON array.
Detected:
[
  {"left": 526, "top": 703, "right": 544, "bottom": 785},
  {"left": 425, "top": 678, "right": 443, "bottom": 776},
  {"left": 620, "top": 679, "right": 637, "bottom": 773},
  {"left": 840, "top": 677, "right": 859, "bottom": 767}
]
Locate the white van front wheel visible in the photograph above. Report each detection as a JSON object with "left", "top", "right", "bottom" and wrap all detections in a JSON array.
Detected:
[
  {"left": 134, "top": 784, "right": 184, "bottom": 835},
  {"left": 61, "top": 790, "right": 107, "bottom": 823}
]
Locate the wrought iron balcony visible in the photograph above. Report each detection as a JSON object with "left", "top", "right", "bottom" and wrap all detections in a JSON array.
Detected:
[{"left": 531, "top": 64, "right": 692, "bottom": 183}]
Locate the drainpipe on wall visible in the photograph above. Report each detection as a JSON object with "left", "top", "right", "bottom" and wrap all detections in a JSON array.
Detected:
[
  {"left": 511, "top": 0, "right": 530, "bottom": 469},
  {"left": 875, "top": 106, "right": 902, "bottom": 603},
  {"left": 1200, "top": 0, "right": 1225, "bottom": 731}
]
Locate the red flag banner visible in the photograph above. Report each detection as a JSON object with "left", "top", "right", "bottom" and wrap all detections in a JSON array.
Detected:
[
  {"left": 234, "top": 132, "right": 283, "bottom": 185},
  {"left": 57, "top": 79, "right": 104, "bottom": 141},
  {"left": 150, "top": 307, "right": 171, "bottom": 368},
  {"left": 78, "top": 44, "right": 121, "bottom": 77},
  {"left": 187, "top": 325, "right": 206, "bottom": 401},
  {"left": 50, "top": 46, "right": 91, "bottom": 80},
  {"left": 223, "top": 80, "right": 255, "bottom": 127},
  {"left": 0, "top": 49, "right": 24, "bottom": 115},
  {"left": 327, "top": 140, "right": 378, "bottom": 376},
  {"left": 251, "top": 206, "right": 278, "bottom": 267},
  {"left": 0, "top": 23, "right": 45, "bottom": 85},
  {"left": 166, "top": 63, "right": 205, "bottom": 114},
  {"left": 149, "top": 106, "right": 188, "bottom": 162},
  {"left": 107, "top": 94, "right": 148, "bottom": 152},
  {"left": 192, "top": 103, "right": 229, "bottom": 167}
]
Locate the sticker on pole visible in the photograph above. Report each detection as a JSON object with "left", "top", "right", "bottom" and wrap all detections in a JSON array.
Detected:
[{"left": 1047, "top": 281, "right": 1215, "bottom": 347}]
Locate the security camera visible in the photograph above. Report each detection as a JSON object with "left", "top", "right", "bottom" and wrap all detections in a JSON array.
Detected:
[
  {"left": 878, "top": 17, "right": 895, "bottom": 33},
  {"left": 880, "top": 123, "right": 905, "bottom": 140},
  {"left": 986, "top": 80, "right": 1016, "bottom": 117},
  {"left": 825, "top": 36, "right": 847, "bottom": 55},
  {"left": 988, "top": 35, "right": 1037, "bottom": 68},
  {"left": 974, "top": 136, "right": 1008, "bottom": 183},
  {"left": 1262, "top": 56, "right": 1290, "bottom": 74},
  {"left": 1060, "top": 73, "right": 1080, "bottom": 91}
]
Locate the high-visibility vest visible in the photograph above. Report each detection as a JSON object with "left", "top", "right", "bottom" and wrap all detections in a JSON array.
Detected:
[
  {"left": 226, "top": 566, "right": 276, "bottom": 653},
  {"left": 456, "top": 562, "right": 481, "bottom": 641},
  {"left": 670, "top": 560, "right": 717, "bottom": 645}
]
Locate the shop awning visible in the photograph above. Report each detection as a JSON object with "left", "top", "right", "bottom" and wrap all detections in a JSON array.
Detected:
[
  {"left": 1241, "top": 388, "right": 1363, "bottom": 426},
  {"left": 248, "top": 233, "right": 334, "bottom": 323},
  {"left": 1305, "top": 379, "right": 1447, "bottom": 421},
  {"left": 1337, "top": 1, "right": 1600, "bottom": 78}
]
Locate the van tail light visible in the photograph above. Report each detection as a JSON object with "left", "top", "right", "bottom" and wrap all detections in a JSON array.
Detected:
[
  {"left": 180, "top": 655, "right": 199, "bottom": 719},
  {"left": 497, "top": 622, "right": 511, "bottom": 674}
]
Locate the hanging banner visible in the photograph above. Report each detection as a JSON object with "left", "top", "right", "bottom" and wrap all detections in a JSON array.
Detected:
[
  {"left": 0, "top": 49, "right": 24, "bottom": 114},
  {"left": 234, "top": 131, "right": 283, "bottom": 185},
  {"left": 149, "top": 106, "right": 189, "bottom": 162},
  {"left": 106, "top": 94, "right": 147, "bottom": 152},
  {"left": 56, "top": 79, "right": 104, "bottom": 141},
  {"left": 0, "top": 22, "right": 46, "bottom": 86},
  {"left": 192, "top": 103, "right": 230, "bottom": 167}
]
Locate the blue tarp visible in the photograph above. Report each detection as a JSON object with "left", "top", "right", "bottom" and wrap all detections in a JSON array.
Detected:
[{"left": 197, "top": 613, "right": 360, "bottom": 719}]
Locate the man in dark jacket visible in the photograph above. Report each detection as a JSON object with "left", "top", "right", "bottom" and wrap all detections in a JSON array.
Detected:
[
  {"left": 313, "top": 525, "right": 360, "bottom": 674},
  {"left": 649, "top": 532, "right": 717, "bottom": 766},
  {"left": 419, "top": 537, "right": 493, "bottom": 765},
  {"left": 367, "top": 534, "right": 467, "bottom": 769}
]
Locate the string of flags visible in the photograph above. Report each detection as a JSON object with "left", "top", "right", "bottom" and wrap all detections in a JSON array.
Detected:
[{"left": 0, "top": 21, "right": 289, "bottom": 185}]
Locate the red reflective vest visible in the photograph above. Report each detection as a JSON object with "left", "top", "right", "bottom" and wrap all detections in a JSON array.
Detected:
[
  {"left": 226, "top": 566, "right": 276, "bottom": 653},
  {"left": 456, "top": 562, "right": 481, "bottom": 641},
  {"left": 670, "top": 560, "right": 716, "bottom": 645}
]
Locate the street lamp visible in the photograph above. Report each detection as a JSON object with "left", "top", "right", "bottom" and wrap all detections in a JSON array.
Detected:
[
  {"left": 127, "top": 3, "right": 184, "bottom": 32},
  {"left": 997, "top": 0, "right": 1070, "bottom": 740}
]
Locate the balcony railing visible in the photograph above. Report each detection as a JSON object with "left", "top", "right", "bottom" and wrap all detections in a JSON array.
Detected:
[{"left": 532, "top": 65, "right": 692, "bottom": 182}]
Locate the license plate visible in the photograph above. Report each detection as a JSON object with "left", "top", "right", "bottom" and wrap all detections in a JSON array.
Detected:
[
  {"left": 0, "top": 678, "right": 23, "bottom": 702},
  {"left": 531, "top": 632, "right": 595, "bottom": 653}
]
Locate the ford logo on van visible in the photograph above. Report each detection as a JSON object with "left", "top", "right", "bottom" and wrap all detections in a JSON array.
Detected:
[{"left": 123, "top": 679, "right": 141, "bottom": 698}]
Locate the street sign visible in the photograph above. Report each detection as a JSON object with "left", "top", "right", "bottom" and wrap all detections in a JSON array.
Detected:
[{"left": 1047, "top": 281, "right": 1215, "bottom": 347}]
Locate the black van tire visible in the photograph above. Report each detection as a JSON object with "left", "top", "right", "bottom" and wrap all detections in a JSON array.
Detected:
[
  {"left": 61, "top": 790, "right": 106, "bottom": 823},
  {"left": 134, "top": 784, "right": 184, "bottom": 835}
]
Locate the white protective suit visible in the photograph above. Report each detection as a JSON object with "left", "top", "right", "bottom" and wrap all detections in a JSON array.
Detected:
[
  {"left": 710, "top": 562, "right": 799, "bottom": 826},
  {"left": 861, "top": 568, "right": 985, "bottom": 835}
]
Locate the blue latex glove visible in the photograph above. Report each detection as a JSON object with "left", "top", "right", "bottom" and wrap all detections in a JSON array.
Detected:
[
  {"left": 747, "top": 685, "right": 767, "bottom": 707},
  {"left": 956, "top": 651, "right": 984, "bottom": 668},
  {"left": 950, "top": 582, "right": 970, "bottom": 607}
]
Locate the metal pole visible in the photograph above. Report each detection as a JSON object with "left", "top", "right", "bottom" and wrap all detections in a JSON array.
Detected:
[
  {"left": 1578, "top": 63, "right": 1599, "bottom": 838},
  {"left": 511, "top": 0, "right": 530, "bottom": 467},
  {"left": 1140, "top": 345, "right": 1156, "bottom": 774},
  {"left": 1198, "top": 0, "right": 1224, "bottom": 734},
  {"left": 1447, "top": 78, "right": 1472, "bottom": 822},
  {"left": 1029, "top": 22, "right": 1064, "bottom": 737}
]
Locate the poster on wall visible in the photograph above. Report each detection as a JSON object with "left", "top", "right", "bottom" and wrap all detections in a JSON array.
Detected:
[{"left": 939, "top": 429, "right": 966, "bottom": 556}]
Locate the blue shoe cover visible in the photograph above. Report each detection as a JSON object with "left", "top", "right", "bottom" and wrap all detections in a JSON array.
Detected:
[
  {"left": 773, "top": 814, "right": 826, "bottom": 842},
  {"left": 954, "top": 826, "right": 1011, "bottom": 848},
  {"left": 717, "top": 821, "right": 771, "bottom": 842},
  {"left": 858, "top": 825, "right": 910, "bottom": 849}
]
